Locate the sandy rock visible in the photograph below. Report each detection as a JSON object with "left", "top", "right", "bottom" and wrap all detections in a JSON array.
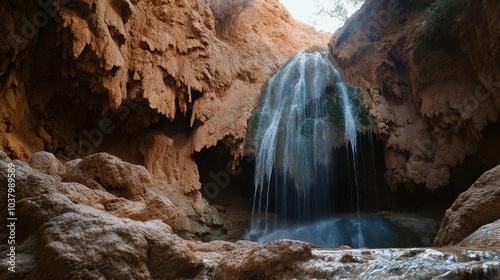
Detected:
[
  {"left": 460, "top": 219, "right": 500, "bottom": 247},
  {"left": 215, "top": 239, "right": 313, "bottom": 280},
  {"left": 0, "top": 193, "right": 202, "bottom": 279},
  {"left": 434, "top": 164, "right": 500, "bottom": 246},
  {"left": 62, "top": 153, "right": 150, "bottom": 200},
  {"left": 58, "top": 181, "right": 178, "bottom": 227},
  {"left": 0, "top": 160, "right": 59, "bottom": 210},
  {"left": 27, "top": 151, "right": 65, "bottom": 180}
]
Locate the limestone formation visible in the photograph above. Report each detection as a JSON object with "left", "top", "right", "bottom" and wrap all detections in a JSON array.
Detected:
[
  {"left": 330, "top": 0, "right": 500, "bottom": 189},
  {"left": 0, "top": 0, "right": 328, "bottom": 198},
  {"left": 27, "top": 151, "right": 65, "bottom": 180}
]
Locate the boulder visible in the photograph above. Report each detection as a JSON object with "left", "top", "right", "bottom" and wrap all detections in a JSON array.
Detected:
[
  {"left": 459, "top": 219, "right": 500, "bottom": 247},
  {"left": 62, "top": 153, "right": 150, "bottom": 200},
  {"left": 27, "top": 151, "right": 65, "bottom": 180},
  {"left": 216, "top": 240, "right": 313, "bottom": 280},
  {"left": 434, "top": 164, "right": 500, "bottom": 246},
  {"left": 0, "top": 193, "right": 202, "bottom": 279}
]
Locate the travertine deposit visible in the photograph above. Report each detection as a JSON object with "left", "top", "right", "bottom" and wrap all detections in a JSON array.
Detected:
[{"left": 330, "top": 0, "right": 500, "bottom": 189}]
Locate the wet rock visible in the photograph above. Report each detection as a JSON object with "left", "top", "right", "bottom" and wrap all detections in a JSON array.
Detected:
[
  {"left": 216, "top": 240, "right": 313, "bottom": 280},
  {"left": 434, "top": 164, "right": 500, "bottom": 246},
  {"left": 299, "top": 248, "right": 500, "bottom": 279}
]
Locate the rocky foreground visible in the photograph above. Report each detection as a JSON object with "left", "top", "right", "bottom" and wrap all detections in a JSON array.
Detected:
[{"left": 1, "top": 151, "right": 499, "bottom": 279}]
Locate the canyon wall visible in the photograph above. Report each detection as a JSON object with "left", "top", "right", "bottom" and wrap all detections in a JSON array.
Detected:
[
  {"left": 330, "top": 0, "right": 500, "bottom": 190},
  {"left": 0, "top": 0, "right": 327, "bottom": 234}
]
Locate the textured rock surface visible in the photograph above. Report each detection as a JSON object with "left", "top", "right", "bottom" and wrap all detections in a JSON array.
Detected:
[
  {"left": 1, "top": 151, "right": 232, "bottom": 238},
  {"left": 62, "top": 152, "right": 150, "bottom": 199},
  {"left": 460, "top": 219, "right": 500, "bottom": 247},
  {"left": 330, "top": 0, "right": 500, "bottom": 189},
  {"left": 0, "top": 194, "right": 203, "bottom": 279},
  {"left": 434, "top": 164, "right": 500, "bottom": 246},
  {"left": 215, "top": 240, "right": 313, "bottom": 280},
  {"left": 0, "top": 0, "right": 328, "bottom": 199},
  {"left": 27, "top": 151, "right": 65, "bottom": 180}
]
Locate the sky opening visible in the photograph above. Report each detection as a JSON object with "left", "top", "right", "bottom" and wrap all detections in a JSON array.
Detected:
[{"left": 278, "top": 0, "right": 362, "bottom": 33}]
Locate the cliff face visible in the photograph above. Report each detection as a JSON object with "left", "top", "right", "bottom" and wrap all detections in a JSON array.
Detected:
[
  {"left": 330, "top": 0, "right": 500, "bottom": 189},
  {"left": 0, "top": 0, "right": 327, "bottom": 193}
]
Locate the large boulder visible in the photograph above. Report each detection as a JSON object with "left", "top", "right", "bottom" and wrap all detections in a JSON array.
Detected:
[
  {"left": 62, "top": 153, "right": 150, "bottom": 200},
  {"left": 0, "top": 159, "right": 60, "bottom": 211},
  {"left": 0, "top": 193, "right": 202, "bottom": 279},
  {"left": 434, "top": 164, "right": 500, "bottom": 246},
  {"left": 27, "top": 151, "right": 65, "bottom": 180},
  {"left": 215, "top": 240, "right": 313, "bottom": 280},
  {"left": 459, "top": 219, "right": 500, "bottom": 247}
]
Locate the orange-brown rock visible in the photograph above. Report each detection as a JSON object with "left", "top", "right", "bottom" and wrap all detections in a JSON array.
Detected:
[
  {"left": 0, "top": 0, "right": 328, "bottom": 200},
  {"left": 215, "top": 239, "right": 313, "bottom": 280},
  {"left": 330, "top": 0, "right": 500, "bottom": 189},
  {"left": 434, "top": 164, "right": 500, "bottom": 246}
]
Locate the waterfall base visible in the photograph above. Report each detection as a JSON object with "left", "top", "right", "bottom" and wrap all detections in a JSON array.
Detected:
[{"left": 248, "top": 213, "right": 439, "bottom": 249}]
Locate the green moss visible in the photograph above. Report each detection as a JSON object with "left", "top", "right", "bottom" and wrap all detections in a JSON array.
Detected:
[
  {"left": 306, "top": 45, "right": 327, "bottom": 53},
  {"left": 300, "top": 119, "right": 316, "bottom": 138}
]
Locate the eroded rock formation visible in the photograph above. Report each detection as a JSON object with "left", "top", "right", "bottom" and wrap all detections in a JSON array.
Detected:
[
  {"left": 330, "top": 0, "right": 500, "bottom": 189},
  {"left": 1, "top": 0, "right": 327, "bottom": 235}
]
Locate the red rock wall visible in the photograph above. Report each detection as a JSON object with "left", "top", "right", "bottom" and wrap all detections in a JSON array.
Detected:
[
  {"left": 330, "top": 0, "right": 500, "bottom": 189},
  {"left": 0, "top": 0, "right": 328, "bottom": 194}
]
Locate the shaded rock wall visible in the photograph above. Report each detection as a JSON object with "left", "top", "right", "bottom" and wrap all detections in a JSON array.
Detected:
[{"left": 330, "top": 0, "right": 500, "bottom": 190}]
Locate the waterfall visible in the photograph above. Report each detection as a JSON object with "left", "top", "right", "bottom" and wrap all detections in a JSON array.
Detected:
[
  {"left": 249, "top": 50, "right": 362, "bottom": 239},
  {"left": 333, "top": 69, "right": 357, "bottom": 150}
]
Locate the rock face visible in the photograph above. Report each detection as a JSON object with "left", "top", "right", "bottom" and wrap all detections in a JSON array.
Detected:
[
  {"left": 434, "top": 164, "right": 500, "bottom": 246},
  {"left": 1, "top": 0, "right": 327, "bottom": 239},
  {"left": 330, "top": 0, "right": 500, "bottom": 189},
  {"left": 0, "top": 0, "right": 327, "bottom": 192}
]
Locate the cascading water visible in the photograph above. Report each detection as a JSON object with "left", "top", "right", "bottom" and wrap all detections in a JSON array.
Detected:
[
  {"left": 251, "top": 50, "right": 338, "bottom": 226},
  {"left": 247, "top": 50, "right": 402, "bottom": 248}
]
